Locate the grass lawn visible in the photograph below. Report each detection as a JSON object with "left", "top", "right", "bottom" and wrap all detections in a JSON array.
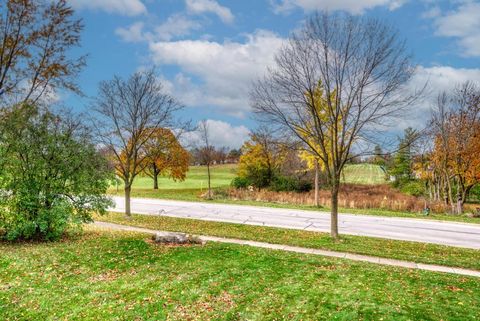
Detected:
[
  {"left": 97, "top": 212, "right": 480, "bottom": 271},
  {"left": 341, "top": 163, "right": 386, "bottom": 185},
  {"left": 110, "top": 164, "right": 237, "bottom": 191},
  {"left": 1, "top": 228, "right": 479, "bottom": 320}
]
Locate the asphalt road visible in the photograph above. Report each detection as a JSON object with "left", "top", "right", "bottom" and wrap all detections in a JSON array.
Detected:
[{"left": 110, "top": 196, "right": 480, "bottom": 250}]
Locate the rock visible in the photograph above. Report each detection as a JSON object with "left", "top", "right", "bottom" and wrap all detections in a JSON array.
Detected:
[{"left": 152, "top": 232, "right": 204, "bottom": 245}]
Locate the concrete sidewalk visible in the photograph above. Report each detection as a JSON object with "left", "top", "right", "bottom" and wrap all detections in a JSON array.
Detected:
[{"left": 93, "top": 221, "right": 480, "bottom": 278}]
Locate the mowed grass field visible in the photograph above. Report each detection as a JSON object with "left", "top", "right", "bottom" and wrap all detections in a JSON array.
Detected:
[
  {"left": 341, "top": 163, "right": 386, "bottom": 185},
  {"left": 109, "top": 163, "right": 384, "bottom": 193},
  {"left": 110, "top": 164, "right": 237, "bottom": 191},
  {"left": 1, "top": 228, "right": 479, "bottom": 320}
]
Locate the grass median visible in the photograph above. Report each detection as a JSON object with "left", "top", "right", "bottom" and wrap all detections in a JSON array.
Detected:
[{"left": 96, "top": 212, "right": 480, "bottom": 271}]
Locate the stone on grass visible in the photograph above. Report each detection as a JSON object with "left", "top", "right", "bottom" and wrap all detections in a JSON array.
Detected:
[{"left": 152, "top": 232, "right": 205, "bottom": 245}]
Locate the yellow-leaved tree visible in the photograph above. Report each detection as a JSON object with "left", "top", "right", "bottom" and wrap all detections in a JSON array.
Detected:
[{"left": 298, "top": 82, "right": 342, "bottom": 207}]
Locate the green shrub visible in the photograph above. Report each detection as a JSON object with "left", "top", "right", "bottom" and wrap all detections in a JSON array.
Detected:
[
  {"left": 468, "top": 185, "right": 480, "bottom": 203},
  {"left": 231, "top": 177, "right": 252, "bottom": 189},
  {"left": 270, "top": 176, "right": 312, "bottom": 193},
  {"left": 0, "top": 104, "right": 113, "bottom": 241},
  {"left": 400, "top": 180, "right": 425, "bottom": 197}
]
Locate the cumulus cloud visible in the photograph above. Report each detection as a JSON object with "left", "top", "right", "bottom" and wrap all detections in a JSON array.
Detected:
[
  {"left": 427, "top": 1, "right": 480, "bottom": 57},
  {"left": 397, "top": 65, "right": 480, "bottom": 129},
  {"left": 183, "top": 119, "right": 250, "bottom": 149},
  {"left": 269, "top": 0, "right": 407, "bottom": 15},
  {"left": 148, "top": 30, "right": 285, "bottom": 118},
  {"left": 154, "top": 14, "right": 203, "bottom": 41},
  {"left": 115, "top": 22, "right": 146, "bottom": 43},
  {"left": 68, "top": 0, "right": 146, "bottom": 16},
  {"left": 185, "top": 0, "right": 234, "bottom": 23},
  {"left": 116, "top": 15, "right": 202, "bottom": 43}
]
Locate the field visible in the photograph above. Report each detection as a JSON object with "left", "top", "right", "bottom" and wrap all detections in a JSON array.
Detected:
[
  {"left": 1, "top": 228, "right": 479, "bottom": 320},
  {"left": 341, "top": 163, "right": 386, "bottom": 185},
  {"left": 111, "top": 164, "right": 237, "bottom": 191},
  {"left": 109, "top": 163, "right": 384, "bottom": 192}
]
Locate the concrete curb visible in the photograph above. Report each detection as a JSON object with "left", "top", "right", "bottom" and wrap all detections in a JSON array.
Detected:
[{"left": 93, "top": 221, "right": 480, "bottom": 278}]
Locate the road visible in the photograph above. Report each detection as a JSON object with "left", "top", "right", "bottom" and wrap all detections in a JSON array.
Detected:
[{"left": 110, "top": 197, "right": 480, "bottom": 250}]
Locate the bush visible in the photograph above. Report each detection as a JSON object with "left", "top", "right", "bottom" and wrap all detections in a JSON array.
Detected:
[
  {"left": 270, "top": 176, "right": 312, "bottom": 193},
  {"left": 0, "top": 104, "right": 113, "bottom": 241},
  {"left": 400, "top": 180, "right": 425, "bottom": 197},
  {"left": 468, "top": 185, "right": 480, "bottom": 203},
  {"left": 231, "top": 177, "right": 252, "bottom": 189}
]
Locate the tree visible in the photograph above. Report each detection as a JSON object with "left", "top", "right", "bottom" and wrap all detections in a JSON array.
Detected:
[
  {"left": 251, "top": 12, "right": 419, "bottom": 239},
  {"left": 198, "top": 120, "right": 214, "bottom": 199},
  {"left": 0, "top": 0, "right": 85, "bottom": 104},
  {"left": 389, "top": 127, "right": 418, "bottom": 185},
  {"left": 372, "top": 145, "right": 386, "bottom": 167},
  {"left": 227, "top": 148, "right": 241, "bottom": 162},
  {"left": 238, "top": 128, "right": 285, "bottom": 188},
  {"left": 142, "top": 127, "right": 189, "bottom": 190},
  {"left": 0, "top": 104, "right": 112, "bottom": 241},
  {"left": 431, "top": 82, "right": 480, "bottom": 214},
  {"left": 93, "top": 69, "right": 182, "bottom": 216}
]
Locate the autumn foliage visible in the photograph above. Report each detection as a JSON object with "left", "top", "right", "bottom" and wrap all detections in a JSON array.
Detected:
[
  {"left": 142, "top": 127, "right": 189, "bottom": 189},
  {"left": 427, "top": 83, "right": 480, "bottom": 214}
]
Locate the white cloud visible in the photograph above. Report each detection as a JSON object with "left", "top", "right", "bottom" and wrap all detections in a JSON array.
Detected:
[
  {"left": 68, "top": 0, "right": 146, "bottom": 16},
  {"left": 186, "top": 0, "right": 234, "bottom": 23},
  {"left": 149, "top": 30, "right": 285, "bottom": 117},
  {"left": 410, "top": 66, "right": 480, "bottom": 97},
  {"left": 115, "top": 22, "right": 146, "bottom": 43},
  {"left": 428, "top": 1, "right": 480, "bottom": 57},
  {"left": 183, "top": 119, "right": 250, "bottom": 149},
  {"left": 269, "top": 0, "right": 407, "bottom": 15},
  {"left": 397, "top": 65, "right": 480, "bottom": 129},
  {"left": 154, "top": 14, "right": 202, "bottom": 41}
]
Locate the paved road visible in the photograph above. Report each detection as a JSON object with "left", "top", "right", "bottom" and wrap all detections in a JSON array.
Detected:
[{"left": 110, "top": 197, "right": 480, "bottom": 250}]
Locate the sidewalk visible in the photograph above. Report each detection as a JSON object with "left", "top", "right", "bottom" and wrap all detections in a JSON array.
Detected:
[{"left": 93, "top": 221, "right": 480, "bottom": 278}]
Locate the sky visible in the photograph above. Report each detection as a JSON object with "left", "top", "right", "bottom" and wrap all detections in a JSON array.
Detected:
[{"left": 64, "top": 0, "right": 480, "bottom": 149}]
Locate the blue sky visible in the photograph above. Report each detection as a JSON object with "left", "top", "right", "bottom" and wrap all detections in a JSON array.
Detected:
[{"left": 66, "top": 0, "right": 480, "bottom": 148}]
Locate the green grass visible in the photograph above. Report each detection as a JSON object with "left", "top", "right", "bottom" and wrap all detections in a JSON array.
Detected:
[
  {"left": 97, "top": 212, "right": 480, "bottom": 271},
  {"left": 111, "top": 164, "right": 237, "bottom": 191},
  {"left": 341, "top": 163, "right": 386, "bottom": 185},
  {"left": 1, "top": 228, "right": 479, "bottom": 320}
]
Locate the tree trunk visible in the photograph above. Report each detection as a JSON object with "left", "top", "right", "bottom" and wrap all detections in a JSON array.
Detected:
[
  {"left": 153, "top": 171, "right": 159, "bottom": 190},
  {"left": 456, "top": 177, "right": 463, "bottom": 215},
  {"left": 314, "top": 161, "right": 320, "bottom": 207},
  {"left": 207, "top": 163, "right": 212, "bottom": 199},
  {"left": 125, "top": 185, "right": 131, "bottom": 217},
  {"left": 152, "top": 164, "right": 159, "bottom": 189},
  {"left": 330, "top": 179, "right": 340, "bottom": 240}
]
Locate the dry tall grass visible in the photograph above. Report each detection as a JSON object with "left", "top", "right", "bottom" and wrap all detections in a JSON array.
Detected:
[{"left": 227, "top": 184, "right": 474, "bottom": 213}]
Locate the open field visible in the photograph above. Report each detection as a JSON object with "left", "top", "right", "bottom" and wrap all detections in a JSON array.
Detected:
[
  {"left": 341, "top": 163, "right": 386, "bottom": 185},
  {"left": 110, "top": 164, "right": 237, "bottom": 191},
  {"left": 98, "top": 212, "right": 480, "bottom": 270},
  {"left": 1, "top": 228, "right": 479, "bottom": 320}
]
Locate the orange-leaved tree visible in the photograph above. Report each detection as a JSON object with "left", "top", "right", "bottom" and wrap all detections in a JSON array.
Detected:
[{"left": 141, "top": 127, "right": 190, "bottom": 189}]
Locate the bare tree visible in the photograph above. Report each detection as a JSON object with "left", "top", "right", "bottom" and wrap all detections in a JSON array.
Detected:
[
  {"left": 93, "top": 69, "right": 182, "bottom": 216},
  {"left": 251, "top": 12, "right": 420, "bottom": 239},
  {"left": 0, "top": 0, "right": 85, "bottom": 104},
  {"left": 198, "top": 120, "right": 214, "bottom": 199}
]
